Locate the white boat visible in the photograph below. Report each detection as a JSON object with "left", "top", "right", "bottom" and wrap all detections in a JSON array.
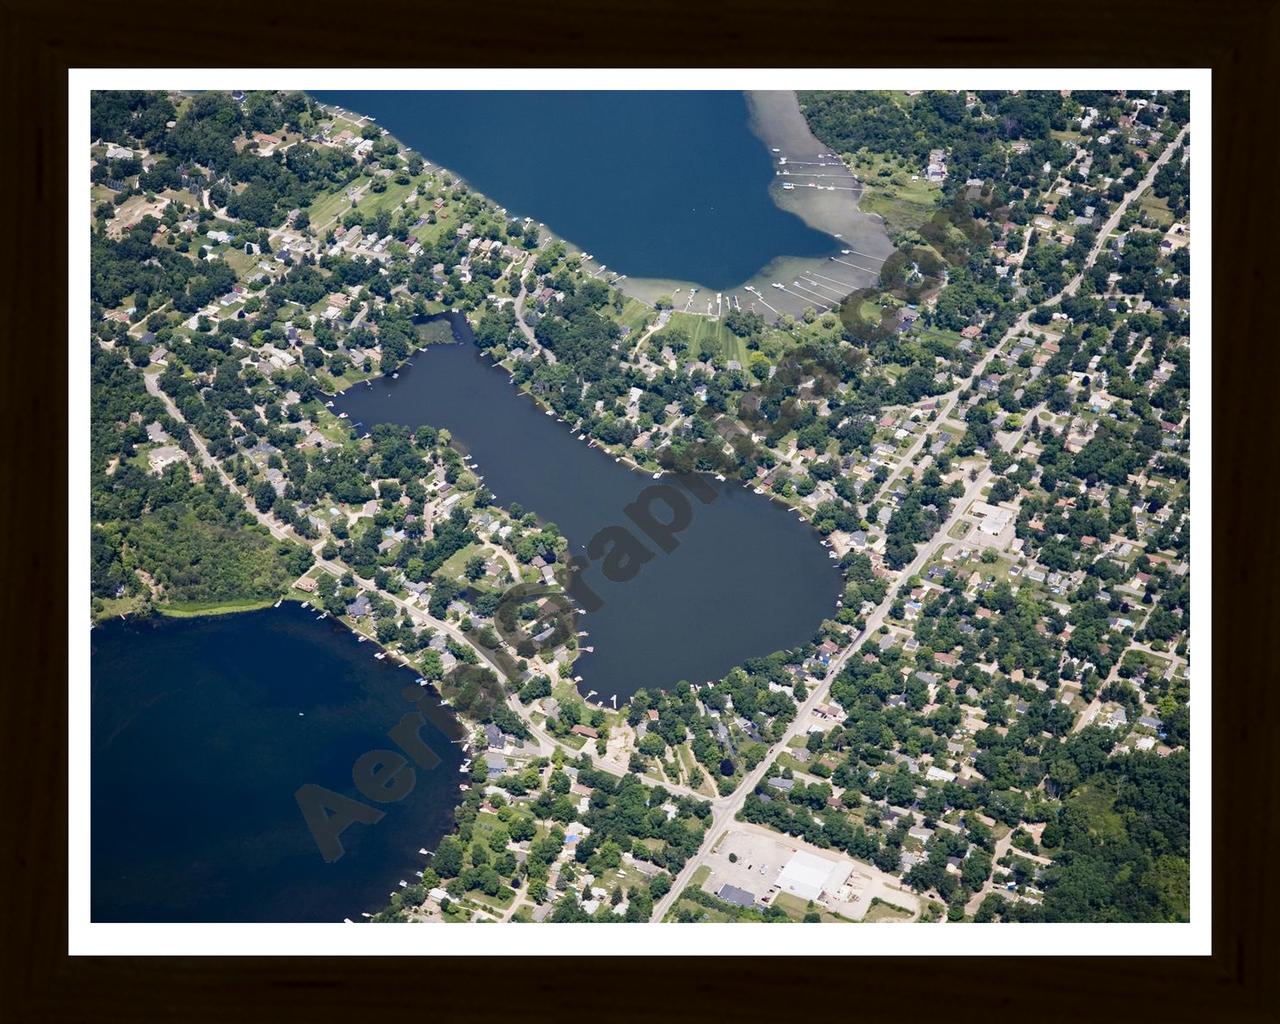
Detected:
[
  {"left": 782, "top": 182, "right": 795, "bottom": 191},
  {"left": 652, "top": 472, "right": 661, "bottom": 479}
]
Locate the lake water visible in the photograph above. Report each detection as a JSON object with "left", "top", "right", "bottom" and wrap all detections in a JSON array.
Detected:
[
  {"left": 310, "top": 90, "right": 839, "bottom": 289},
  {"left": 91, "top": 604, "right": 463, "bottom": 922},
  {"left": 333, "top": 314, "right": 844, "bottom": 703}
]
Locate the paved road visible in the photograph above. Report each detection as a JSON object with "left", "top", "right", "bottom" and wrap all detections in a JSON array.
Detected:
[
  {"left": 148, "top": 125, "right": 1187, "bottom": 923},
  {"left": 649, "top": 126, "right": 1190, "bottom": 921}
]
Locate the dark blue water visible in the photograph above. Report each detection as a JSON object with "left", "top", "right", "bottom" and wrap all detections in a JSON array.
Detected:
[
  {"left": 91, "top": 604, "right": 463, "bottom": 922},
  {"left": 311, "top": 90, "right": 837, "bottom": 288},
  {"left": 333, "top": 314, "right": 843, "bottom": 702}
]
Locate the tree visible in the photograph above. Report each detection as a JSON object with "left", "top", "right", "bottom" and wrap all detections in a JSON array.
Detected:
[
  {"left": 464, "top": 555, "right": 487, "bottom": 582},
  {"left": 253, "top": 480, "right": 277, "bottom": 512},
  {"left": 432, "top": 836, "right": 463, "bottom": 878}
]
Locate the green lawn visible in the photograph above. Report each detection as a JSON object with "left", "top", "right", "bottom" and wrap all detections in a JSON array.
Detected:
[
  {"left": 351, "top": 175, "right": 418, "bottom": 220},
  {"left": 158, "top": 595, "right": 284, "bottom": 618},
  {"left": 846, "top": 149, "right": 941, "bottom": 239},
  {"left": 614, "top": 297, "right": 653, "bottom": 334},
  {"left": 307, "top": 178, "right": 367, "bottom": 230},
  {"left": 863, "top": 897, "right": 913, "bottom": 923},
  {"left": 665, "top": 311, "right": 748, "bottom": 364},
  {"left": 772, "top": 891, "right": 853, "bottom": 922},
  {"left": 1137, "top": 189, "right": 1175, "bottom": 228},
  {"left": 91, "top": 593, "right": 147, "bottom": 622}
]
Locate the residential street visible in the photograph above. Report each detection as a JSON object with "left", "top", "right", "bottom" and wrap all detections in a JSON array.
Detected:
[{"left": 650, "top": 126, "right": 1189, "bottom": 921}]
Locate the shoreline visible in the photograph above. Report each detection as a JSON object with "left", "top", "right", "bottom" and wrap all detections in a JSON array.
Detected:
[
  {"left": 316, "top": 91, "right": 893, "bottom": 323},
  {"left": 553, "top": 91, "right": 897, "bottom": 320}
]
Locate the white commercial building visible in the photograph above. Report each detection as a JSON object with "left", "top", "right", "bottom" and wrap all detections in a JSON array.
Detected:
[{"left": 775, "top": 850, "right": 852, "bottom": 903}]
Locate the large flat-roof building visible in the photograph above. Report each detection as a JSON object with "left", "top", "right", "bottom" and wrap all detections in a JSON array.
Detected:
[{"left": 775, "top": 850, "right": 852, "bottom": 903}]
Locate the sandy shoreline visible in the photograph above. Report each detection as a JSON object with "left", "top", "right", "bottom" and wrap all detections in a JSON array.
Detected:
[
  {"left": 322, "top": 91, "right": 893, "bottom": 324},
  {"left": 569, "top": 91, "right": 894, "bottom": 322}
]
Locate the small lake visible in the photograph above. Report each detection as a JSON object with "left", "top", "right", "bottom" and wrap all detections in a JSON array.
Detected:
[
  {"left": 310, "top": 90, "right": 839, "bottom": 289},
  {"left": 91, "top": 604, "right": 463, "bottom": 922},
  {"left": 333, "top": 314, "right": 844, "bottom": 703}
]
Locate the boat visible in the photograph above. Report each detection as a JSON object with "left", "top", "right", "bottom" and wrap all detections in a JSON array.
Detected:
[
  {"left": 772, "top": 282, "right": 784, "bottom": 289},
  {"left": 652, "top": 471, "right": 661, "bottom": 479},
  {"left": 782, "top": 182, "right": 795, "bottom": 191},
  {"left": 358, "top": 635, "right": 366, "bottom": 643},
  {"left": 419, "top": 848, "right": 430, "bottom": 855},
  {"left": 375, "top": 651, "right": 386, "bottom": 660}
]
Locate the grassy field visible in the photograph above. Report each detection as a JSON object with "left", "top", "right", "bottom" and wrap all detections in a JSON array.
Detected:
[
  {"left": 613, "top": 297, "right": 653, "bottom": 335},
  {"left": 863, "top": 897, "right": 913, "bottom": 923},
  {"left": 1137, "top": 188, "right": 1175, "bottom": 228},
  {"left": 351, "top": 176, "right": 418, "bottom": 221},
  {"left": 1067, "top": 783, "right": 1125, "bottom": 842},
  {"left": 157, "top": 595, "right": 286, "bottom": 618},
  {"left": 306, "top": 179, "right": 366, "bottom": 230},
  {"left": 91, "top": 593, "right": 147, "bottom": 622},
  {"left": 772, "top": 891, "right": 852, "bottom": 923},
  {"left": 433, "top": 542, "right": 487, "bottom": 584},
  {"left": 846, "top": 149, "right": 941, "bottom": 239},
  {"left": 665, "top": 311, "right": 748, "bottom": 364}
]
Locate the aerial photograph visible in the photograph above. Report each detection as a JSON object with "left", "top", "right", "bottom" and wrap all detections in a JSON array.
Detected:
[{"left": 87, "top": 85, "right": 1193, "bottom": 930}]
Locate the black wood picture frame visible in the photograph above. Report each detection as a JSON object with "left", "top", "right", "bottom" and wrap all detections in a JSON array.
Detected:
[{"left": 2, "top": 1, "right": 1275, "bottom": 1019}]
